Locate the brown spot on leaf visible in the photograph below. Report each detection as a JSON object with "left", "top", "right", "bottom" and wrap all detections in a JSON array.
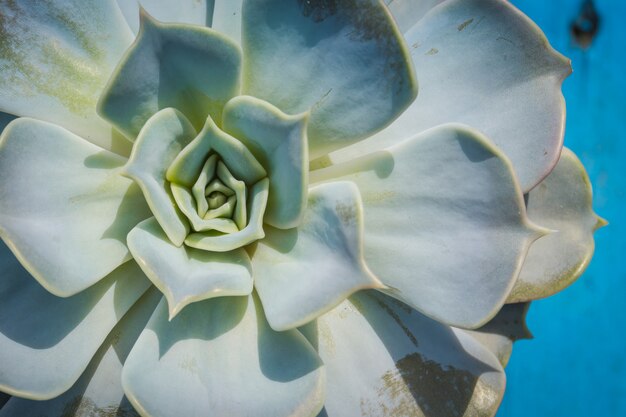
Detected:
[
  {"left": 361, "top": 353, "right": 491, "bottom": 417},
  {"left": 335, "top": 201, "right": 357, "bottom": 226},
  {"left": 373, "top": 298, "right": 418, "bottom": 348},
  {"left": 457, "top": 18, "right": 474, "bottom": 31},
  {"left": 61, "top": 396, "right": 139, "bottom": 417}
]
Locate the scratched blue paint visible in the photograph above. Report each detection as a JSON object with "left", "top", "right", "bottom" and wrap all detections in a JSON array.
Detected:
[{"left": 501, "top": 1, "right": 626, "bottom": 416}]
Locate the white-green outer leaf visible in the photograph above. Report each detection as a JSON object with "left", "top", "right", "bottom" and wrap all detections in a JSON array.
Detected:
[
  {"left": 0, "top": 0, "right": 134, "bottom": 154},
  {"left": 0, "top": 240, "right": 151, "bottom": 400},
  {"left": 333, "top": 0, "right": 570, "bottom": 192},
  {"left": 98, "top": 12, "right": 242, "bottom": 139},
  {"left": 128, "top": 218, "right": 253, "bottom": 319},
  {"left": 302, "top": 291, "right": 505, "bottom": 417},
  {"left": 312, "top": 123, "right": 543, "bottom": 328},
  {"left": 0, "top": 288, "right": 162, "bottom": 417},
  {"left": 508, "top": 148, "right": 606, "bottom": 302},
  {"left": 242, "top": 0, "right": 417, "bottom": 158},
  {"left": 254, "top": 182, "right": 382, "bottom": 331},
  {"left": 0, "top": 119, "right": 151, "bottom": 297},
  {"left": 122, "top": 295, "right": 325, "bottom": 417}
]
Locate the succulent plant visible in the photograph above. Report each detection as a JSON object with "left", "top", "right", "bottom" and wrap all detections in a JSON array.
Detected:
[{"left": 0, "top": 1, "right": 604, "bottom": 416}]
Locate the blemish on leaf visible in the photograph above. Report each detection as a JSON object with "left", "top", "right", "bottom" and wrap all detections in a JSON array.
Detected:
[
  {"left": 312, "top": 88, "right": 333, "bottom": 112},
  {"left": 0, "top": 0, "right": 110, "bottom": 115},
  {"left": 425, "top": 48, "right": 439, "bottom": 56},
  {"left": 361, "top": 353, "right": 495, "bottom": 417},
  {"left": 335, "top": 202, "right": 357, "bottom": 226},
  {"left": 179, "top": 356, "right": 199, "bottom": 375},
  {"left": 362, "top": 190, "right": 396, "bottom": 204},
  {"left": 372, "top": 297, "right": 418, "bottom": 348},
  {"left": 496, "top": 36, "right": 515, "bottom": 46},
  {"left": 61, "top": 396, "right": 139, "bottom": 417},
  {"left": 457, "top": 18, "right": 474, "bottom": 31},
  {"left": 309, "top": 155, "right": 333, "bottom": 171}
]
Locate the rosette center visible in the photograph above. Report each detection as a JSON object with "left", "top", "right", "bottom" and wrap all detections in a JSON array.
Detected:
[
  {"left": 171, "top": 152, "right": 251, "bottom": 235},
  {"left": 161, "top": 114, "right": 269, "bottom": 252}
]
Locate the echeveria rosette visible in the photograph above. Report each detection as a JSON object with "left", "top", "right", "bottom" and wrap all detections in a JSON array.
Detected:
[{"left": 0, "top": 1, "right": 605, "bottom": 417}]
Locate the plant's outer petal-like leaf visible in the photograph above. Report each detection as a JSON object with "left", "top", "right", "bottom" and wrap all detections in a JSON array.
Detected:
[
  {"left": 128, "top": 218, "right": 253, "bottom": 319},
  {"left": 384, "top": 0, "right": 445, "bottom": 32},
  {"left": 242, "top": 0, "right": 417, "bottom": 159},
  {"left": 254, "top": 182, "right": 382, "bottom": 331},
  {"left": 0, "top": 119, "right": 151, "bottom": 297},
  {"left": 302, "top": 291, "right": 505, "bottom": 417},
  {"left": 332, "top": 0, "right": 570, "bottom": 192},
  {"left": 0, "top": 288, "right": 162, "bottom": 417},
  {"left": 0, "top": 240, "right": 152, "bottom": 400},
  {"left": 212, "top": 0, "right": 243, "bottom": 44},
  {"left": 223, "top": 95, "right": 308, "bottom": 229},
  {"left": 312, "top": 123, "right": 542, "bottom": 329},
  {"left": 115, "top": 0, "right": 216, "bottom": 33},
  {"left": 98, "top": 12, "right": 242, "bottom": 140},
  {"left": 463, "top": 302, "right": 533, "bottom": 368},
  {"left": 0, "top": 0, "right": 134, "bottom": 154},
  {"left": 122, "top": 294, "right": 325, "bottom": 417},
  {"left": 508, "top": 148, "right": 606, "bottom": 303},
  {"left": 124, "top": 108, "right": 197, "bottom": 246}
]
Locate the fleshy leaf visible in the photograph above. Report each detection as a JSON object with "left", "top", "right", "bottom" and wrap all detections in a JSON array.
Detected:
[
  {"left": 464, "top": 302, "right": 533, "bottom": 367},
  {"left": 254, "top": 182, "right": 382, "bottom": 331},
  {"left": 128, "top": 218, "right": 253, "bottom": 319},
  {"left": 0, "top": 0, "right": 134, "bottom": 153},
  {"left": 312, "top": 124, "right": 542, "bottom": 328},
  {"left": 191, "top": 154, "right": 220, "bottom": 217},
  {"left": 216, "top": 162, "right": 248, "bottom": 229},
  {"left": 223, "top": 95, "right": 309, "bottom": 229},
  {"left": 0, "top": 119, "right": 151, "bottom": 297},
  {"left": 0, "top": 240, "right": 151, "bottom": 400},
  {"left": 0, "top": 288, "right": 161, "bottom": 417},
  {"left": 167, "top": 115, "right": 266, "bottom": 187},
  {"left": 508, "top": 148, "right": 606, "bottom": 303},
  {"left": 115, "top": 0, "right": 216, "bottom": 33},
  {"left": 241, "top": 0, "right": 418, "bottom": 158},
  {"left": 171, "top": 183, "right": 239, "bottom": 233},
  {"left": 385, "top": 0, "right": 446, "bottom": 32},
  {"left": 124, "top": 108, "right": 197, "bottom": 246},
  {"left": 332, "top": 0, "right": 571, "bottom": 191},
  {"left": 301, "top": 291, "right": 505, "bottom": 417},
  {"left": 122, "top": 295, "right": 325, "bottom": 417},
  {"left": 98, "top": 12, "right": 242, "bottom": 140},
  {"left": 211, "top": 0, "right": 243, "bottom": 43},
  {"left": 186, "top": 178, "right": 269, "bottom": 252},
  {"left": 204, "top": 195, "right": 237, "bottom": 220}
]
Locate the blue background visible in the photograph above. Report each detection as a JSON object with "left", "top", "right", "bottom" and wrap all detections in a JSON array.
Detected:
[{"left": 501, "top": 1, "right": 625, "bottom": 416}]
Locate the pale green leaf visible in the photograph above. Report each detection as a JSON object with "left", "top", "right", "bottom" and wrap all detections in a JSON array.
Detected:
[
  {"left": 0, "top": 119, "right": 151, "bottom": 296},
  {"left": 122, "top": 295, "right": 325, "bottom": 417}
]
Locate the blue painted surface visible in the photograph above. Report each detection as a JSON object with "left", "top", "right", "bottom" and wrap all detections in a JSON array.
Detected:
[{"left": 501, "top": 1, "right": 626, "bottom": 416}]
